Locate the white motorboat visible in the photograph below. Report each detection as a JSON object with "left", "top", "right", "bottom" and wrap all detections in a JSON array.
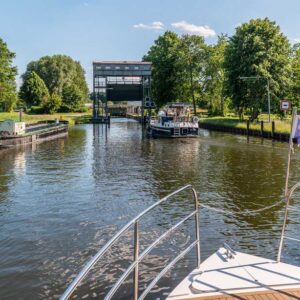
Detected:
[{"left": 148, "top": 103, "right": 199, "bottom": 138}]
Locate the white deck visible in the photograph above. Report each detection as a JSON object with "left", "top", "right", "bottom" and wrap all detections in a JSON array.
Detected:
[{"left": 167, "top": 247, "right": 300, "bottom": 299}]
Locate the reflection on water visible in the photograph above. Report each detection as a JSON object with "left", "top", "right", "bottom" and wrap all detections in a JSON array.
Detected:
[{"left": 0, "top": 118, "right": 299, "bottom": 299}]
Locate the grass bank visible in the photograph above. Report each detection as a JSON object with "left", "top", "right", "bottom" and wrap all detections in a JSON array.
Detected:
[
  {"left": 0, "top": 112, "right": 91, "bottom": 125},
  {"left": 199, "top": 116, "right": 291, "bottom": 135}
]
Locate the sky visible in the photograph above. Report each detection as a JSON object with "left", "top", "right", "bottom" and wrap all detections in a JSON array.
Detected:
[{"left": 1, "top": 0, "right": 300, "bottom": 90}]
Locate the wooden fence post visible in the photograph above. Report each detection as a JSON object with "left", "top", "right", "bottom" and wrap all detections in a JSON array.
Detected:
[{"left": 261, "top": 121, "right": 264, "bottom": 137}]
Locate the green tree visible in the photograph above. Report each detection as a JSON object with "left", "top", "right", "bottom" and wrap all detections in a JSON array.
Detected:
[
  {"left": 61, "top": 84, "right": 85, "bottom": 112},
  {"left": 178, "top": 34, "right": 208, "bottom": 115},
  {"left": 143, "top": 31, "right": 184, "bottom": 107},
  {"left": 19, "top": 71, "right": 49, "bottom": 107},
  {"left": 203, "top": 35, "right": 229, "bottom": 115},
  {"left": 224, "top": 18, "right": 291, "bottom": 120},
  {"left": 290, "top": 43, "right": 300, "bottom": 107},
  {"left": 0, "top": 38, "right": 18, "bottom": 112},
  {"left": 43, "top": 93, "right": 62, "bottom": 114},
  {"left": 22, "top": 54, "right": 88, "bottom": 103}
]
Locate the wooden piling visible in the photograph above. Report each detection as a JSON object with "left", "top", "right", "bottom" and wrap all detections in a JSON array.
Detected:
[
  {"left": 247, "top": 120, "right": 250, "bottom": 135},
  {"left": 272, "top": 121, "right": 275, "bottom": 138}
]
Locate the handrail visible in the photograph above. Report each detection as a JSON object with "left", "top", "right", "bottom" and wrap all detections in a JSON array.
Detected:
[
  {"left": 139, "top": 240, "right": 198, "bottom": 300},
  {"left": 60, "top": 184, "right": 200, "bottom": 300},
  {"left": 277, "top": 181, "right": 300, "bottom": 262},
  {"left": 104, "top": 210, "right": 197, "bottom": 300}
]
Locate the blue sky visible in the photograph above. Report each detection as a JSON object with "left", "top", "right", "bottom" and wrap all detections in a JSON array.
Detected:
[{"left": 1, "top": 0, "right": 300, "bottom": 90}]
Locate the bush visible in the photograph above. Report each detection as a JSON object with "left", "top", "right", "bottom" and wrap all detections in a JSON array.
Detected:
[
  {"left": 29, "top": 106, "right": 45, "bottom": 114},
  {"left": 43, "top": 93, "right": 62, "bottom": 114},
  {"left": 60, "top": 84, "right": 86, "bottom": 112}
]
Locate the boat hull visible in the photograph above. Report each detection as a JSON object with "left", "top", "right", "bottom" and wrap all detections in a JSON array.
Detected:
[{"left": 148, "top": 125, "right": 199, "bottom": 138}]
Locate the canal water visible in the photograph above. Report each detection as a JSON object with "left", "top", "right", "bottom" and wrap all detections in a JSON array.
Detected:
[{"left": 0, "top": 118, "right": 299, "bottom": 300}]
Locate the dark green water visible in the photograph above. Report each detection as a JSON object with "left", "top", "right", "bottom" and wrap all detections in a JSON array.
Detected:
[{"left": 0, "top": 118, "right": 299, "bottom": 300}]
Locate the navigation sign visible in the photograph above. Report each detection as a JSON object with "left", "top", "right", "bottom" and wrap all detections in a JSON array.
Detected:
[{"left": 280, "top": 100, "right": 291, "bottom": 111}]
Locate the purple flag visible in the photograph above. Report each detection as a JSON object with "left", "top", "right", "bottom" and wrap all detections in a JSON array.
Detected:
[{"left": 291, "top": 114, "right": 300, "bottom": 145}]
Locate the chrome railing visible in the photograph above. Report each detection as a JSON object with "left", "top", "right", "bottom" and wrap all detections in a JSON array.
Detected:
[
  {"left": 277, "top": 181, "right": 300, "bottom": 262},
  {"left": 60, "top": 184, "right": 200, "bottom": 300}
]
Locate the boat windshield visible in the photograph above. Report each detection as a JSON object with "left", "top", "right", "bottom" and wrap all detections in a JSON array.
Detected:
[{"left": 165, "top": 104, "right": 191, "bottom": 117}]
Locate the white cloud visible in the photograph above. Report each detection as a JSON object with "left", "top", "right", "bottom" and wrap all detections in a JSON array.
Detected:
[
  {"left": 171, "top": 21, "right": 216, "bottom": 37},
  {"left": 133, "top": 21, "right": 164, "bottom": 31},
  {"left": 294, "top": 38, "right": 300, "bottom": 43}
]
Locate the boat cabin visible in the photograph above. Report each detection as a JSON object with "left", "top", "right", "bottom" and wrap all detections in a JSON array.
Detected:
[{"left": 149, "top": 103, "right": 199, "bottom": 138}]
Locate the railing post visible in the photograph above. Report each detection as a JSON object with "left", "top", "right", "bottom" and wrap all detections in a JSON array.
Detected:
[
  {"left": 193, "top": 188, "right": 201, "bottom": 268},
  {"left": 277, "top": 182, "right": 300, "bottom": 262},
  {"left": 277, "top": 193, "right": 290, "bottom": 262},
  {"left": 133, "top": 221, "right": 139, "bottom": 300}
]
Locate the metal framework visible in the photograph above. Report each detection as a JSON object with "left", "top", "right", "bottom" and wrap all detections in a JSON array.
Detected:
[
  {"left": 277, "top": 181, "right": 300, "bottom": 262},
  {"left": 60, "top": 185, "right": 200, "bottom": 300},
  {"left": 92, "top": 61, "right": 151, "bottom": 122}
]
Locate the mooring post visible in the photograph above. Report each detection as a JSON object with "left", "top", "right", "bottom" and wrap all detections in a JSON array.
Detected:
[
  {"left": 246, "top": 120, "right": 250, "bottom": 135},
  {"left": 261, "top": 120, "right": 264, "bottom": 137},
  {"left": 272, "top": 121, "right": 275, "bottom": 138},
  {"left": 19, "top": 109, "right": 23, "bottom": 122}
]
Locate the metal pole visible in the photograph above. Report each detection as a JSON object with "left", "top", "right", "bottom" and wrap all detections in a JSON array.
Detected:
[
  {"left": 105, "top": 77, "right": 108, "bottom": 120},
  {"left": 284, "top": 107, "right": 297, "bottom": 196},
  {"left": 141, "top": 77, "right": 145, "bottom": 124},
  {"left": 278, "top": 107, "right": 297, "bottom": 262},
  {"left": 193, "top": 188, "right": 201, "bottom": 268},
  {"left": 277, "top": 192, "right": 291, "bottom": 262},
  {"left": 93, "top": 77, "right": 96, "bottom": 119},
  {"left": 267, "top": 78, "right": 271, "bottom": 123},
  {"left": 239, "top": 76, "right": 272, "bottom": 122},
  {"left": 133, "top": 221, "right": 139, "bottom": 300}
]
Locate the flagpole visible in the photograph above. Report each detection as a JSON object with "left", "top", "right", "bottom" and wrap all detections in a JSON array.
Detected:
[{"left": 284, "top": 107, "right": 297, "bottom": 196}]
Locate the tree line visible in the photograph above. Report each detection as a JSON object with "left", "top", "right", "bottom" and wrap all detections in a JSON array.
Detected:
[
  {"left": 1, "top": 17, "right": 300, "bottom": 119},
  {"left": 144, "top": 18, "right": 300, "bottom": 120},
  {"left": 0, "top": 40, "right": 89, "bottom": 114}
]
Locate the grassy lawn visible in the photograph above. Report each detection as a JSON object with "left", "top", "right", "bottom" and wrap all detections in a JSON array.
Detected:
[
  {"left": 199, "top": 116, "right": 291, "bottom": 135},
  {"left": 0, "top": 112, "right": 91, "bottom": 125}
]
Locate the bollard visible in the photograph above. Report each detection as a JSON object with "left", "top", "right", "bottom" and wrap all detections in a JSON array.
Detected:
[
  {"left": 247, "top": 120, "right": 250, "bottom": 135},
  {"left": 19, "top": 109, "right": 23, "bottom": 122},
  {"left": 260, "top": 120, "right": 264, "bottom": 136},
  {"left": 272, "top": 121, "right": 275, "bottom": 139}
]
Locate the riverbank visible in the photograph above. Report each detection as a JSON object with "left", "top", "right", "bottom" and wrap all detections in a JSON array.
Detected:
[
  {"left": 199, "top": 117, "right": 291, "bottom": 141},
  {"left": 126, "top": 114, "right": 291, "bottom": 141},
  {"left": 0, "top": 112, "right": 91, "bottom": 125}
]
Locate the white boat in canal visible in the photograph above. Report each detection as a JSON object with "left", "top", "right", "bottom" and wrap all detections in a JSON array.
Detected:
[
  {"left": 148, "top": 103, "right": 199, "bottom": 138},
  {"left": 60, "top": 183, "right": 300, "bottom": 300}
]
